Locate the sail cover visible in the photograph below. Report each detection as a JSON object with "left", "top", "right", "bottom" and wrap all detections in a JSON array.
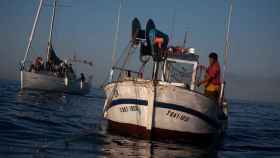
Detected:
[{"left": 47, "top": 42, "right": 62, "bottom": 65}]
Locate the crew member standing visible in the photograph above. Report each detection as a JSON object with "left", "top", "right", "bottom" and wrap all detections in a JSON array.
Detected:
[{"left": 197, "top": 52, "right": 221, "bottom": 101}]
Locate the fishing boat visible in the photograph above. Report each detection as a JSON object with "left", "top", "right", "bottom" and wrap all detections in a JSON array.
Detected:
[
  {"left": 20, "top": 0, "right": 92, "bottom": 95},
  {"left": 103, "top": 15, "right": 230, "bottom": 143}
]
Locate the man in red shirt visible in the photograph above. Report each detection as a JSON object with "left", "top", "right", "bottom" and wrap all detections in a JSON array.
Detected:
[{"left": 197, "top": 52, "right": 221, "bottom": 101}]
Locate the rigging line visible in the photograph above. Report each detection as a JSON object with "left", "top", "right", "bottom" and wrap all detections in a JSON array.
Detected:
[
  {"left": 100, "top": 41, "right": 133, "bottom": 88},
  {"left": 103, "top": 22, "right": 139, "bottom": 87},
  {"left": 114, "top": 42, "right": 133, "bottom": 67},
  {"left": 103, "top": 42, "right": 135, "bottom": 113},
  {"left": 22, "top": 0, "right": 44, "bottom": 67}
]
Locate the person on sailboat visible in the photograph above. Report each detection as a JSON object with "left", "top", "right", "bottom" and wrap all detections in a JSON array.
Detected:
[
  {"left": 196, "top": 52, "right": 221, "bottom": 101},
  {"left": 34, "top": 57, "right": 44, "bottom": 71},
  {"left": 29, "top": 64, "right": 36, "bottom": 73},
  {"left": 80, "top": 73, "right": 85, "bottom": 82}
]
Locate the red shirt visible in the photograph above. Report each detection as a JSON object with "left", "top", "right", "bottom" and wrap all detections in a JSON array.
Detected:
[{"left": 206, "top": 61, "right": 221, "bottom": 85}]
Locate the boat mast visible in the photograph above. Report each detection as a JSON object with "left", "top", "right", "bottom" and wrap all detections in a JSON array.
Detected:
[
  {"left": 48, "top": 0, "right": 57, "bottom": 45},
  {"left": 223, "top": 0, "right": 233, "bottom": 80},
  {"left": 22, "top": 0, "right": 44, "bottom": 67},
  {"left": 219, "top": 0, "right": 233, "bottom": 104},
  {"left": 47, "top": 0, "right": 57, "bottom": 61},
  {"left": 108, "top": 0, "right": 123, "bottom": 82}
]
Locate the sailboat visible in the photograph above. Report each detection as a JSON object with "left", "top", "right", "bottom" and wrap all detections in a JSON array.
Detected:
[
  {"left": 20, "top": 0, "right": 91, "bottom": 95},
  {"left": 102, "top": 1, "right": 232, "bottom": 143}
]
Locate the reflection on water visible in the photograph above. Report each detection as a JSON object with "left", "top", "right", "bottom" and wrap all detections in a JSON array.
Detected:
[
  {"left": 34, "top": 130, "right": 219, "bottom": 158},
  {"left": 101, "top": 136, "right": 218, "bottom": 158}
]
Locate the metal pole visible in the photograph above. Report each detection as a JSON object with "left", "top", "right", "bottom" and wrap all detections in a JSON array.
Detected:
[
  {"left": 112, "top": 0, "right": 123, "bottom": 67},
  {"left": 22, "top": 0, "right": 44, "bottom": 67},
  {"left": 183, "top": 31, "right": 187, "bottom": 48},
  {"left": 47, "top": 0, "right": 57, "bottom": 60},
  {"left": 109, "top": 0, "right": 123, "bottom": 82},
  {"left": 223, "top": 0, "right": 233, "bottom": 81},
  {"left": 219, "top": 0, "right": 233, "bottom": 104}
]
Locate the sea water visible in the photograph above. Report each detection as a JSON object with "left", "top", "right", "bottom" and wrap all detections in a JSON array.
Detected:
[{"left": 0, "top": 79, "right": 279, "bottom": 158}]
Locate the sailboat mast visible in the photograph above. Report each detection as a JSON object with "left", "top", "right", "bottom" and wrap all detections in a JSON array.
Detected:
[
  {"left": 47, "top": 0, "right": 57, "bottom": 60},
  {"left": 22, "top": 0, "right": 44, "bottom": 67},
  {"left": 48, "top": 0, "right": 57, "bottom": 45}
]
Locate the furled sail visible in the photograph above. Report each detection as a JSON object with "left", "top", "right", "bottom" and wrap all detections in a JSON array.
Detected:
[{"left": 47, "top": 42, "right": 62, "bottom": 65}]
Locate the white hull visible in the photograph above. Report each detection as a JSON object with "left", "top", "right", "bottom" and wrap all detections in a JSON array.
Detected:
[
  {"left": 21, "top": 71, "right": 90, "bottom": 94},
  {"left": 104, "top": 79, "right": 226, "bottom": 141}
]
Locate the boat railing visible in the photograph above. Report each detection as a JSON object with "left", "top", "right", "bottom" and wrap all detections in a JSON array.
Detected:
[
  {"left": 112, "top": 66, "right": 143, "bottom": 81},
  {"left": 21, "top": 60, "right": 79, "bottom": 80},
  {"left": 20, "top": 60, "right": 32, "bottom": 71}
]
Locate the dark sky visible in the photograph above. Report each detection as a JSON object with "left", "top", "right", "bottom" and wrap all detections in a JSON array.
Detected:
[{"left": 0, "top": 0, "right": 279, "bottom": 102}]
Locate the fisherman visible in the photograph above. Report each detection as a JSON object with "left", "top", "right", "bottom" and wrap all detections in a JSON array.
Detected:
[
  {"left": 197, "top": 52, "right": 221, "bottom": 102},
  {"left": 57, "top": 62, "right": 65, "bottom": 77},
  {"left": 154, "top": 37, "right": 164, "bottom": 48}
]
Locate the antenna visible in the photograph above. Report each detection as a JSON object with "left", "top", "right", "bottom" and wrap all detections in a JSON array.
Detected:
[
  {"left": 183, "top": 31, "right": 188, "bottom": 48},
  {"left": 22, "top": 0, "right": 44, "bottom": 67}
]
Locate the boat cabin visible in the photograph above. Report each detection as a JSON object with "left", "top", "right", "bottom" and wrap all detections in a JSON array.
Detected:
[{"left": 161, "top": 48, "right": 199, "bottom": 91}]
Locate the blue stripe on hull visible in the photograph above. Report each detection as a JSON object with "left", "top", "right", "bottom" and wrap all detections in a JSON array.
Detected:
[
  {"left": 156, "top": 102, "right": 220, "bottom": 129},
  {"left": 108, "top": 98, "right": 220, "bottom": 129},
  {"left": 111, "top": 99, "right": 148, "bottom": 106}
]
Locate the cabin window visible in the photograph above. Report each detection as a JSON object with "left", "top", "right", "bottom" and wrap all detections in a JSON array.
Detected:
[{"left": 165, "top": 60, "right": 195, "bottom": 88}]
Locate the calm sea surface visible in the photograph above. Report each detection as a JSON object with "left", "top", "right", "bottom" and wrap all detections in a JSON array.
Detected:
[{"left": 0, "top": 79, "right": 279, "bottom": 158}]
